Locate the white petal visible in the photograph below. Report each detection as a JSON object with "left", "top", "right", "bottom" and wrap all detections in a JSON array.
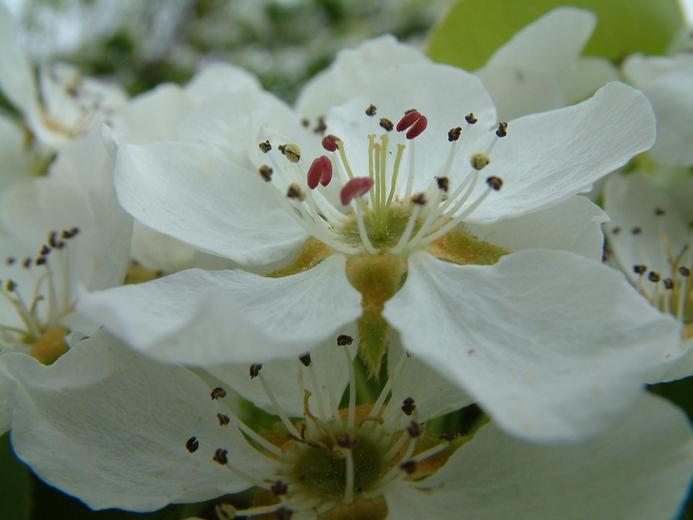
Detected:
[
  {"left": 3, "top": 332, "right": 269, "bottom": 511},
  {"left": 465, "top": 82, "right": 656, "bottom": 223},
  {"left": 1, "top": 134, "right": 132, "bottom": 291},
  {"left": 296, "top": 35, "right": 426, "bottom": 119},
  {"left": 466, "top": 195, "right": 607, "bottom": 261},
  {"left": 0, "top": 115, "right": 31, "bottom": 194},
  {"left": 112, "top": 84, "right": 194, "bottom": 144},
  {"left": 661, "top": 338, "right": 693, "bottom": 381},
  {"left": 326, "top": 63, "right": 496, "bottom": 195},
  {"left": 78, "top": 255, "right": 362, "bottom": 366},
  {"left": 622, "top": 53, "right": 693, "bottom": 88},
  {"left": 604, "top": 173, "right": 690, "bottom": 285},
  {"left": 642, "top": 68, "right": 693, "bottom": 166},
  {"left": 383, "top": 251, "right": 682, "bottom": 441},
  {"left": 385, "top": 394, "right": 693, "bottom": 520},
  {"left": 0, "top": 368, "right": 14, "bottom": 435},
  {"left": 563, "top": 57, "right": 618, "bottom": 103},
  {"left": 209, "top": 327, "right": 357, "bottom": 421},
  {"left": 115, "top": 140, "right": 307, "bottom": 267},
  {"left": 130, "top": 221, "right": 198, "bottom": 272},
  {"left": 385, "top": 341, "right": 473, "bottom": 424},
  {"left": 185, "top": 63, "right": 260, "bottom": 103},
  {"left": 0, "top": 4, "right": 37, "bottom": 116}
]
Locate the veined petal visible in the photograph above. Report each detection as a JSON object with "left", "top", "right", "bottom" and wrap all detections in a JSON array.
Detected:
[
  {"left": 466, "top": 195, "right": 607, "bottom": 262},
  {"left": 385, "top": 394, "right": 693, "bottom": 520},
  {"left": 0, "top": 4, "right": 37, "bottom": 117},
  {"left": 383, "top": 251, "right": 682, "bottom": 441},
  {"left": 465, "top": 82, "right": 656, "bottom": 223},
  {"left": 78, "top": 255, "right": 362, "bottom": 366},
  {"left": 2, "top": 332, "right": 266, "bottom": 511},
  {"left": 115, "top": 140, "right": 307, "bottom": 267},
  {"left": 296, "top": 35, "right": 426, "bottom": 119}
]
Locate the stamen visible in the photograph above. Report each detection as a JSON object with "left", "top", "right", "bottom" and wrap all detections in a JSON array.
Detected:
[
  {"left": 340, "top": 177, "right": 374, "bottom": 206},
  {"left": 406, "top": 116, "right": 428, "bottom": 140},
  {"left": 470, "top": 153, "right": 490, "bottom": 171},
  {"left": 396, "top": 110, "right": 422, "bottom": 132},
  {"left": 259, "top": 165, "right": 273, "bottom": 182},
  {"left": 496, "top": 122, "right": 508, "bottom": 137},
  {"left": 365, "top": 104, "right": 377, "bottom": 116},
  {"left": 344, "top": 344, "right": 356, "bottom": 430},
  {"left": 257, "top": 369, "right": 302, "bottom": 439},
  {"left": 448, "top": 127, "right": 462, "bottom": 142},
  {"left": 322, "top": 134, "right": 340, "bottom": 152},
  {"left": 278, "top": 144, "right": 301, "bottom": 163},
  {"left": 344, "top": 447, "right": 355, "bottom": 505},
  {"left": 379, "top": 118, "right": 394, "bottom": 132},
  {"left": 465, "top": 112, "right": 478, "bottom": 124},
  {"left": 185, "top": 436, "right": 199, "bottom": 453},
  {"left": 259, "top": 140, "right": 272, "bottom": 153},
  {"left": 306, "top": 156, "right": 333, "bottom": 189}
]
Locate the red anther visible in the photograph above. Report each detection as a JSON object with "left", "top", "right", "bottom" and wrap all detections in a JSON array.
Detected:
[
  {"left": 396, "top": 110, "right": 422, "bottom": 132},
  {"left": 340, "top": 177, "right": 374, "bottom": 206},
  {"left": 322, "top": 134, "right": 340, "bottom": 152},
  {"left": 406, "top": 115, "right": 428, "bottom": 139},
  {"left": 307, "top": 156, "right": 333, "bottom": 189}
]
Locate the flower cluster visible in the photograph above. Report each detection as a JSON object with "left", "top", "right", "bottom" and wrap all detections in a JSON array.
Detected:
[{"left": 0, "top": 4, "right": 691, "bottom": 520}]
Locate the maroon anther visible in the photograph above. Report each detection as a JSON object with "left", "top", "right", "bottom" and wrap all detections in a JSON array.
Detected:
[
  {"left": 340, "top": 177, "right": 374, "bottom": 206},
  {"left": 322, "top": 134, "right": 340, "bottom": 152},
  {"left": 307, "top": 156, "right": 333, "bottom": 189},
  {"left": 406, "top": 115, "right": 428, "bottom": 139},
  {"left": 396, "top": 110, "right": 421, "bottom": 132}
]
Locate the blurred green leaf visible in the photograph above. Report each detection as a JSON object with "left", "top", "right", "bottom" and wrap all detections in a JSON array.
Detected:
[
  {"left": 0, "top": 434, "right": 32, "bottom": 520},
  {"left": 428, "top": 0, "right": 685, "bottom": 70}
]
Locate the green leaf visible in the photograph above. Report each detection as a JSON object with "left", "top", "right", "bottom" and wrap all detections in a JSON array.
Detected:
[
  {"left": 0, "top": 434, "right": 32, "bottom": 520},
  {"left": 428, "top": 0, "right": 685, "bottom": 70}
]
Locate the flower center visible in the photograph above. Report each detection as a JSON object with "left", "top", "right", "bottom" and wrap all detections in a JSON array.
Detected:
[
  {"left": 1, "top": 227, "right": 80, "bottom": 363},
  {"left": 257, "top": 106, "right": 507, "bottom": 258}
]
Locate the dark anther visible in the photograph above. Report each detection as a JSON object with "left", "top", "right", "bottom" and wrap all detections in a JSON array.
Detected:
[
  {"left": 401, "top": 397, "right": 416, "bottom": 416},
  {"left": 36, "top": 256, "right": 47, "bottom": 266},
  {"left": 436, "top": 177, "right": 450, "bottom": 193},
  {"left": 496, "top": 122, "right": 508, "bottom": 137},
  {"left": 301, "top": 118, "right": 310, "bottom": 128},
  {"left": 49, "top": 231, "right": 60, "bottom": 247},
  {"left": 407, "top": 421, "right": 422, "bottom": 438},
  {"left": 5, "top": 280, "right": 17, "bottom": 292},
  {"left": 471, "top": 153, "right": 490, "bottom": 171},
  {"left": 185, "top": 436, "right": 199, "bottom": 453},
  {"left": 648, "top": 271, "right": 661, "bottom": 283},
  {"left": 336, "top": 434, "right": 357, "bottom": 448},
  {"left": 448, "top": 126, "right": 462, "bottom": 142},
  {"left": 379, "top": 118, "right": 394, "bottom": 131},
  {"left": 663, "top": 278, "right": 674, "bottom": 290},
  {"left": 439, "top": 431, "right": 458, "bottom": 441},
  {"left": 612, "top": 226, "right": 621, "bottom": 235},
  {"left": 22, "top": 257, "right": 32, "bottom": 268},
  {"left": 276, "top": 507, "right": 293, "bottom": 520},
  {"left": 250, "top": 363, "right": 263, "bottom": 378},
  {"left": 400, "top": 460, "right": 417, "bottom": 474},
  {"left": 213, "top": 448, "right": 228, "bottom": 465},
  {"left": 654, "top": 207, "right": 665, "bottom": 216},
  {"left": 365, "top": 104, "right": 377, "bottom": 116},
  {"left": 313, "top": 116, "right": 327, "bottom": 135},
  {"left": 404, "top": 108, "right": 418, "bottom": 114},
  {"left": 211, "top": 387, "right": 227, "bottom": 400},
  {"left": 259, "top": 140, "right": 272, "bottom": 153},
  {"left": 279, "top": 144, "right": 301, "bottom": 163},
  {"left": 411, "top": 193, "right": 427, "bottom": 205},
  {"left": 259, "top": 165, "right": 273, "bottom": 182},
  {"left": 271, "top": 480, "right": 288, "bottom": 496},
  {"left": 337, "top": 334, "right": 353, "bottom": 346},
  {"left": 286, "top": 183, "right": 305, "bottom": 201},
  {"left": 217, "top": 413, "right": 231, "bottom": 426},
  {"left": 322, "top": 134, "right": 340, "bottom": 152},
  {"left": 680, "top": 266, "right": 691, "bottom": 277},
  {"left": 299, "top": 353, "right": 312, "bottom": 367},
  {"left": 631, "top": 227, "right": 642, "bottom": 235},
  {"left": 40, "top": 245, "right": 51, "bottom": 256},
  {"left": 486, "top": 176, "right": 503, "bottom": 191},
  {"left": 632, "top": 265, "right": 647, "bottom": 275},
  {"left": 465, "top": 112, "right": 478, "bottom": 124},
  {"left": 5, "top": 256, "right": 15, "bottom": 265}
]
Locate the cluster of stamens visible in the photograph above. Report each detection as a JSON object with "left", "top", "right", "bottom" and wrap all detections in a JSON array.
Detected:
[
  {"left": 610, "top": 211, "right": 692, "bottom": 329},
  {"left": 257, "top": 104, "right": 507, "bottom": 256},
  {"left": 185, "top": 335, "right": 460, "bottom": 519},
  {"left": 0, "top": 227, "right": 79, "bottom": 350}
]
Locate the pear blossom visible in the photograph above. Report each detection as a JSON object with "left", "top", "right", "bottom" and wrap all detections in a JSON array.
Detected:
[
  {"left": 604, "top": 172, "right": 693, "bottom": 380},
  {"left": 1, "top": 331, "right": 691, "bottom": 518},
  {"left": 474, "top": 7, "right": 617, "bottom": 120},
  {"left": 0, "top": 133, "right": 132, "bottom": 433},
  {"left": 78, "top": 38, "right": 685, "bottom": 442},
  {"left": 0, "top": 3, "right": 126, "bottom": 165}
]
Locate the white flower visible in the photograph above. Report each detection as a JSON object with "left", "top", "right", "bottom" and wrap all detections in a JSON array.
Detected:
[
  {"left": 475, "top": 7, "right": 617, "bottom": 120},
  {"left": 622, "top": 53, "right": 693, "bottom": 168},
  {"left": 1, "top": 331, "right": 691, "bottom": 518},
  {"left": 0, "top": 3, "right": 126, "bottom": 150},
  {"left": 604, "top": 172, "right": 693, "bottom": 380},
  {"left": 79, "top": 38, "right": 683, "bottom": 442},
  {"left": 0, "top": 133, "right": 132, "bottom": 433}
]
